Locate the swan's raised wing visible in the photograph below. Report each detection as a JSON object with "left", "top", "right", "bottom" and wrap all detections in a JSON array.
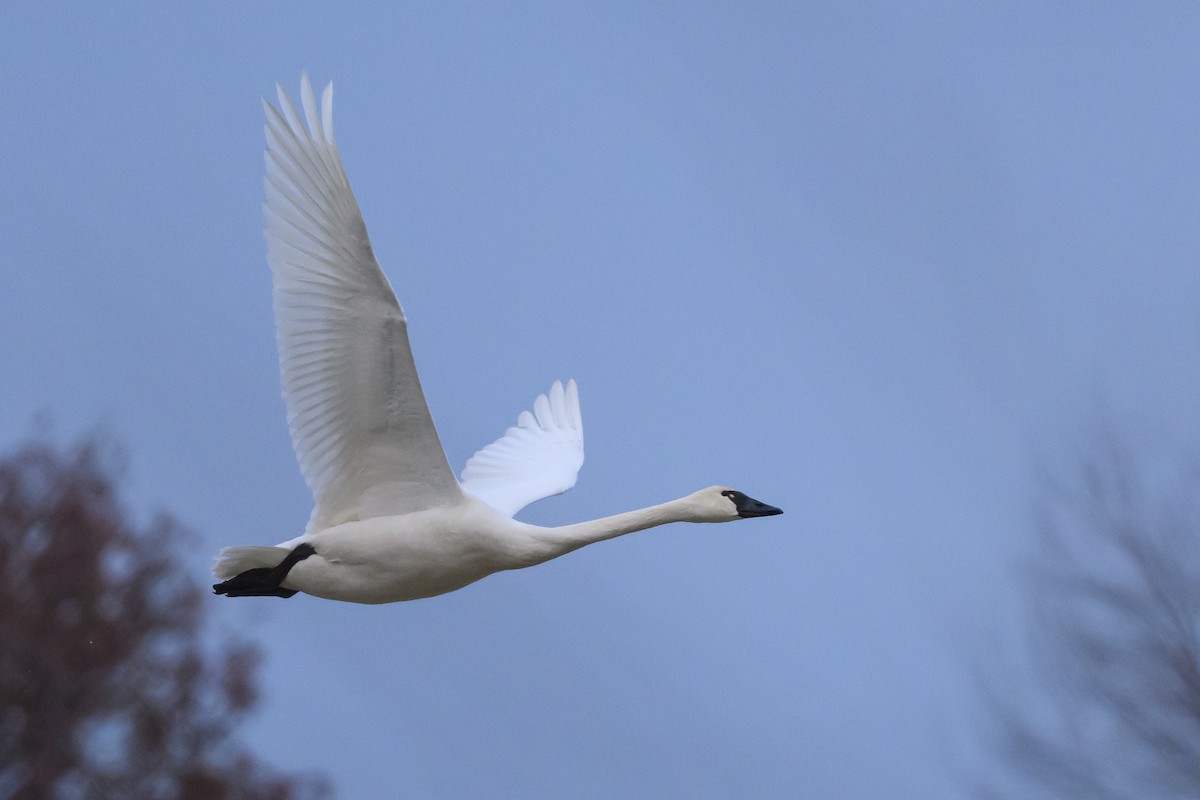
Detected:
[
  {"left": 461, "top": 380, "right": 584, "bottom": 518},
  {"left": 264, "top": 74, "right": 461, "bottom": 531}
]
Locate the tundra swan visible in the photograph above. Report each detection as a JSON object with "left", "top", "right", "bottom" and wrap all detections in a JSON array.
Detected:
[{"left": 212, "top": 75, "right": 782, "bottom": 604}]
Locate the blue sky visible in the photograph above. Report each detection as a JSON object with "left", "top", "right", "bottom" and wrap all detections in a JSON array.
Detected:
[{"left": 2, "top": 3, "right": 1198, "bottom": 797}]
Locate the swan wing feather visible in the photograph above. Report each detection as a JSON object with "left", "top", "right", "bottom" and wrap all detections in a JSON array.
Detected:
[
  {"left": 264, "top": 74, "right": 461, "bottom": 531},
  {"left": 461, "top": 380, "right": 584, "bottom": 518}
]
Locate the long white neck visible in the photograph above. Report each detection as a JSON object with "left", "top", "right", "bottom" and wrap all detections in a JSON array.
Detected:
[{"left": 514, "top": 496, "right": 703, "bottom": 567}]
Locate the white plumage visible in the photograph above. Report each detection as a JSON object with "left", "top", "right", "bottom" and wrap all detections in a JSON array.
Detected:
[
  {"left": 461, "top": 378, "right": 584, "bottom": 518},
  {"left": 212, "top": 75, "right": 781, "bottom": 604},
  {"left": 263, "top": 78, "right": 459, "bottom": 532}
]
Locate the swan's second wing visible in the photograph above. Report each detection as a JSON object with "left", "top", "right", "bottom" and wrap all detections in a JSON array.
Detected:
[
  {"left": 461, "top": 380, "right": 584, "bottom": 518},
  {"left": 265, "top": 75, "right": 461, "bottom": 531}
]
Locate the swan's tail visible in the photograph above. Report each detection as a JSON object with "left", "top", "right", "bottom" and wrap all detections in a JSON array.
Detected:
[{"left": 212, "top": 546, "right": 291, "bottom": 580}]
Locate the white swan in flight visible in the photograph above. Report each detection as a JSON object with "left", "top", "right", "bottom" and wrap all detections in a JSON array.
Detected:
[{"left": 212, "top": 75, "right": 782, "bottom": 604}]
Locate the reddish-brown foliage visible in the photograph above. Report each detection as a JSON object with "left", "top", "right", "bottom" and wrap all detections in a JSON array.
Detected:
[{"left": 0, "top": 439, "right": 329, "bottom": 800}]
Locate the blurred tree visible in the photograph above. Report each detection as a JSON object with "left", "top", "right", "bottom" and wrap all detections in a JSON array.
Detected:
[
  {"left": 979, "top": 432, "right": 1200, "bottom": 799},
  {"left": 0, "top": 438, "right": 330, "bottom": 800}
]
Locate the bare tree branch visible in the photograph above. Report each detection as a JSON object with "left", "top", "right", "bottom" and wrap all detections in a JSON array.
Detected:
[{"left": 978, "top": 430, "right": 1200, "bottom": 798}]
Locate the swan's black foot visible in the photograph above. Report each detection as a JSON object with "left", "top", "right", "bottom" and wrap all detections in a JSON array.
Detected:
[
  {"left": 213, "top": 543, "right": 316, "bottom": 599},
  {"left": 213, "top": 567, "right": 299, "bottom": 598}
]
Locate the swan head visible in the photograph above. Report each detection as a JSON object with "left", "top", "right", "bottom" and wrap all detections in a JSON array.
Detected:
[{"left": 685, "top": 486, "right": 783, "bottom": 522}]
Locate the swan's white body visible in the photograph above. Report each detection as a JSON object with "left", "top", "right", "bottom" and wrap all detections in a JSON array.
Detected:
[{"left": 212, "top": 75, "right": 780, "bottom": 604}]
